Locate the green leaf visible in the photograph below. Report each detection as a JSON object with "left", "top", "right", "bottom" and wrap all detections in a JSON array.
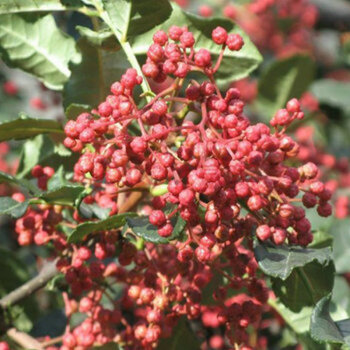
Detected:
[
  {"left": 38, "top": 168, "right": 84, "bottom": 206},
  {"left": 157, "top": 317, "right": 201, "bottom": 350},
  {"left": 331, "top": 219, "right": 350, "bottom": 274},
  {"left": 332, "top": 276, "right": 350, "bottom": 319},
  {"left": 130, "top": 4, "right": 262, "bottom": 88},
  {"left": 76, "top": 26, "right": 120, "bottom": 51},
  {"left": 309, "top": 230, "right": 333, "bottom": 249},
  {"left": 0, "top": 14, "right": 79, "bottom": 90},
  {"left": 0, "top": 0, "right": 83, "bottom": 14},
  {"left": 63, "top": 38, "right": 129, "bottom": 109},
  {"left": 40, "top": 184, "right": 85, "bottom": 206},
  {"left": 65, "top": 103, "right": 91, "bottom": 120},
  {"left": 269, "top": 299, "right": 337, "bottom": 350},
  {"left": 270, "top": 278, "right": 350, "bottom": 348},
  {"left": 311, "top": 295, "right": 350, "bottom": 346},
  {"left": 0, "top": 171, "right": 40, "bottom": 195},
  {"left": 256, "top": 55, "right": 315, "bottom": 119},
  {"left": 307, "top": 208, "right": 335, "bottom": 232},
  {"left": 0, "top": 197, "right": 29, "bottom": 218},
  {"left": 17, "top": 135, "right": 55, "bottom": 178},
  {"left": 101, "top": 0, "right": 172, "bottom": 40},
  {"left": 0, "top": 247, "right": 38, "bottom": 332},
  {"left": 254, "top": 241, "right": 333, "bottom": 280},
  {"left": 79, "top": 203, "right": 111, "bottom": 220},
  {"left": 126, "top": 213, "right": 186, "bottom": 244},
  {"left": 47, "top": 165, "right": 70, "bottom": 187},
  {"left": 311, "top": 79, "right": 350, "bottom": 112},
  {"left": 0, "top": 114, "right": 63, "bottom": 142},
  {"left": 269, "top": 298, "right": 313, "bottom": 334},
  {"left": 68, "top": 212, "right": 136, "bottom": 243},
  {"left": 16, "top": 135, "right": 76, "bottom": 179},
  {"left": 47, "top": 166, "right": 69, "bottom": 190},
  {"left": 272, "top": 260, "right": 335, "bottom": 312},
  {"left": 298, "top": 334, "right": 329, "bottom": 350}
]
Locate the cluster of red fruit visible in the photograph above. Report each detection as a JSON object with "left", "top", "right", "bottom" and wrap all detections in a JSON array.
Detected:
[
  {"left": 11, "top": 25, "right": 331, "bottom": 349},
  {"left": 294, "top": 125, "right": 350, "bottom": 219},
  {"left": 175, "top": 0, "right": 318, "bottom": 57}
]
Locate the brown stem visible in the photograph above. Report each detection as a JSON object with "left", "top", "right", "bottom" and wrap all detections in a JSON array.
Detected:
[
  {"left": 41, "top": 335, "right": 63, "bottom": 347},
  {"left": 118, "top": 191, "right": 144, "bottom": 213},
  {"left": 0, "top": 259, "right": 58, "bottom": 310},
  {"left": 7, "top": 328, "right": 44, "bottom": 350},
  {"left": 212, "top": 46, "right": 226, "bottom": 74}
]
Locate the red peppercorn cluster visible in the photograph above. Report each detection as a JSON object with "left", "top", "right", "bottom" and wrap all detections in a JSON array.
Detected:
[
  {"left": 294, "top": 125, "right": 350, "bottom": 219},
  {"left": 231, "top": 0, "right": 318, "bottom": 56},
  {"left": 176, "top": 0, "right": 318, "bottom": 57},
  {"left": 141, "top": 25, "right": 243, "bottom": 84},
  {"left": 53, "top": 237, "right": 269, "bottom": 349},
  {"left": 11, "top": 26, "right": 332, "bottom": 350}
]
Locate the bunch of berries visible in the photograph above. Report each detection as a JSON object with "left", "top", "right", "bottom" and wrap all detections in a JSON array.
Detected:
[
  {"left": 10, "top": 25, "right": 332, "bottom": 349},
  {"left": 176, "top": 0, "right": 318, "bottom": 57}
]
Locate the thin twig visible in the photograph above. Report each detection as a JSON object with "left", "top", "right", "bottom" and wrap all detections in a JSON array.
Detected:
[
  {"left": 40, "top": 335, "right": 63, "bottom": 347},
  {"left": 0, "top": 259, "right": 58, "bottom": 310},
  {"left": 6, "top": 328, "right": 44, "bottom": 350}
]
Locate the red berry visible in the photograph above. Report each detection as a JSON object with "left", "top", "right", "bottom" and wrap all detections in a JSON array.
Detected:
[
  {"left": 174, "top": 62, "right": 189, "bottom": 78},
  {"left": 163, "top": 59, "right": 177, "bottom": 74},
  {"left": 98, "top": 102, "right": 113, "bottom": 117},
  {"left": 64, "top": 120, "right": 79, "bottom": 138},
  {"left": 273, "top": 228, "right": 287, "bottom": 245},
  {"left": 142, "top": 62, "right": 159, "bottom": 78},
  {"left": 286, "top": 98, "right": 301, "bottom": 114},
  {"left": 152, "top": 100, "right": 168, "bottom": 115},
  {"left": 198, "top": 5, "right": 213, "bottom": 17},
  {"left": 130, "top": 137, "right": 147, "bottom": 154},
  {"left": 185, "top": 85, "right": 201, "bottom": 100},
  {"left": 168, "top": 26, "right": 183, "bottom": 41},
  {"left": 32, "top": 165, "right": 43, "bottom": 177},
  {"left": 247, "top": 195, "right": 264, "bottom": 211},
  {"left": 79, "top": 127, "right": 95, "bottom": 143},
  {"left": 147, "top": 43, "right": 164, "bottom": 62},
  {"left": 30, "top": 97, "right": 47, "bottom": 110},
  {"left": 226, "top": 33, "right": 244, "bottom": 51},
  {"left": 195, "top": 246, "right": 210, "bottom": 262},
  {"left": 302, "top": 192, "right": 317, "bottom": 208},
  {"left": 149, "top": 210, "right": 166, "bottom": 226},
  {"left": 300, "top": 162, "right": 318, "bottom": 179},
  {"left": 153, "top": 30, "right": 168, "bottom": 46},
  {"left": 106, "top": 168, "right": 122, "bottom": 183},
  {"left": 179, "top": 188, "right": 195, "bottom": 205},
  {"left": 256, "top": 225, "right": 271, "bottom": 241},
  {"left": 125, "top": 168, "right": 142, "bottom": 186},
  {"left": 223, "top": 5, "right": 237, "bottom": 19},
  {"left": 3, "top": 81, "right": 18, "bottom": 95},
  {"left": 111, "top": 81, "right": 124, "bottom": 95},
  {"left": 194, "top": 49, "right": 212, "bottom": 67},
  {"left": 168, "top": 180, "right": 184, "bottom": 195},
  {"left": 317, "top": 203, "right": 332, "bottom": 217},
  {"left": 180, "top": 31, "right": 195, "bottom": 48},
  {"left": 212, "top": 26, "right": 228, "bottom": 45},
  {"left": 158, "top": 222, "right": 173, "bottom": 237},
  {"left": 150, "top": 163, "right": 167, "bottom": 180}
]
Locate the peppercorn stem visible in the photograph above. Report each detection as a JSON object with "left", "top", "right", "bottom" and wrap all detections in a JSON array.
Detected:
[
  {"left": 92, "top": 0, "right": 152, "bottom": 100},
  {"left": 212, "top": 46, "right": 226, "bottom": 74}
]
